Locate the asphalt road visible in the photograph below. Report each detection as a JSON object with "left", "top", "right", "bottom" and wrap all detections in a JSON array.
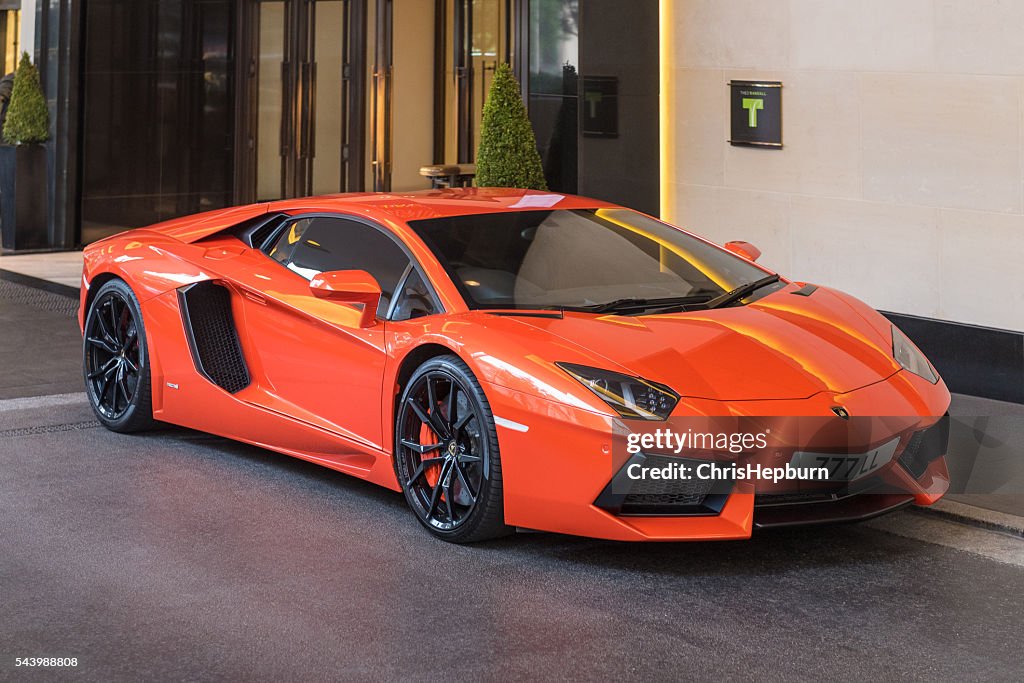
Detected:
[{"left": 2, "top": 395, "right": 1023, "bottom": 682}]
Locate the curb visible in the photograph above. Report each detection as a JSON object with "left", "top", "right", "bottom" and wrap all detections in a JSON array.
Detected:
[{"left": 913, "top": 499, "right": 1024, "bottom": 539}]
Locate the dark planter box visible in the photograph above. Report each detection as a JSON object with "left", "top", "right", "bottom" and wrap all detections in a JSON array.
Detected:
[{"left": 0, "top": 144, "right": 49, "bottom": 252}]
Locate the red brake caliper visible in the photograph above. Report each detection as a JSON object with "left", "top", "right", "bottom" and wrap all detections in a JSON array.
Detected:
[{"left": 420, "top": 421, "right": 443, "bottom": 488}]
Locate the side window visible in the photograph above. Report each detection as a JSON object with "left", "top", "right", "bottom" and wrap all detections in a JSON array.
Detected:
[
  {"left": 392, "top": 269, "right": 438, "bottom": 321},
  {"left": 265, "top": 216, "right": 410, "bottom": 317}
]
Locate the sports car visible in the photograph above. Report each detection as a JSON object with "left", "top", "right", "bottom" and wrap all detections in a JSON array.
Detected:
[{"left": 79, "top": 188, "right": 950, "bottom": 542}]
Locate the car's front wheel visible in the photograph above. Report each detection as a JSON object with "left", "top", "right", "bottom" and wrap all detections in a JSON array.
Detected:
[
  {"left": 83, "top": 278, "right": 156, "bottom": 433},
  {"left": 395, "top": 355, "right": 512, "bottom": 543}
]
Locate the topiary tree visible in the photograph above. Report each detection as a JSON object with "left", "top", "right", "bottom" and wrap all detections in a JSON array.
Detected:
[
  {"left": 3, "top": 52, "right": 50, "bottom": 145},
  {"left": 475, "top": 63, "right": 547, "bottom": 190}
]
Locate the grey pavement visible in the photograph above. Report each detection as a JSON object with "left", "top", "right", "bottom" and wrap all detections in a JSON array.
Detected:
[{"left": 0, "top": 271, "right": 82, "bottom": 400}]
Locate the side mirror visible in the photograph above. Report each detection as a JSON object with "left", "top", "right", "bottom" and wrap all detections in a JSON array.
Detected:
[
  {"left": 309, "top": 270, "right": 382, "bottom": 328},
  {"left": 724, "top": 241, "right": 761, "bottom": 262}
]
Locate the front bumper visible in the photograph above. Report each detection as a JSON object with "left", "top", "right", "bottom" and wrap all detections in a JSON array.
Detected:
[{"left": 486, "top": 370, "right": 951, "bottom": 541}]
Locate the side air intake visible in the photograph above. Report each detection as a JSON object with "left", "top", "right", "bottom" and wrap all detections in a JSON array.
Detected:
[{"left": 178, "top": 282, "right": 251, "bottom": 393}]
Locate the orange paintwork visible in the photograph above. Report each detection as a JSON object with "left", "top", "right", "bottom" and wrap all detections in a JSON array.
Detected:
[{"left": 79, "top": 188, "right": 951, "bottom": 541}]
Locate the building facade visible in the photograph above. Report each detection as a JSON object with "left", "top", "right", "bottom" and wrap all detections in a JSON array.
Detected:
[{"left": 25, "top": 0, "right": 659, "bottom": 245}]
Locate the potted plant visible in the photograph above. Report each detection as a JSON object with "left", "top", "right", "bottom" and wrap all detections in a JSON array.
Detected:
[
  {"left": 0, "top": 52, "right": 50, "bottom": 252},
  {"left": 475, "top": 63, "right": 548, "bottom": 191}
]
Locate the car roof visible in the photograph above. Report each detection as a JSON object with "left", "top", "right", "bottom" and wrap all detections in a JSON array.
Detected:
[
  {"left": 266, "top": 188, "right": 618, "bottom": 223},
  {"left": 136, "top": 189, "right": 621, "bottom": 245}
]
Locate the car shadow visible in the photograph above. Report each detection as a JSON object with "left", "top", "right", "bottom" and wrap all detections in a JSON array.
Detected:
[{"left": 146, "top": 425, "right": 927, "bottom": 579}]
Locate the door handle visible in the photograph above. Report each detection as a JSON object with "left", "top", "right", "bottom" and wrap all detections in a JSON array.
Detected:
[
  {"left": 241, "top": 289, "right": 267, "bottom": 306},
  {"left": 280, "top": 61, "right": 292, "bottom": 158},
  {"left": 309, "top": 62, "right": 317, "bottom": 160},
  {"left": 299, "top": 61, "right": 313, "bottom": 159}
]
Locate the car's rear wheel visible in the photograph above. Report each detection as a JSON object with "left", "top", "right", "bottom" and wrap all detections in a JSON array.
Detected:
[
  {"left": 395, "top": 355, "right": 512, "bottom": 543},
  {"left": 83, "top": 279, "right": 155, "bottom": 433}
]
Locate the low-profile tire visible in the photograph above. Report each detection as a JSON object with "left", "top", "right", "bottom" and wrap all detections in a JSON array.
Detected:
[
  {"left": 394, "top": 355, "right": 513, "bottom": 543},
  {"left": 83, "top": 278, "right": 156, "bottom": 433}
]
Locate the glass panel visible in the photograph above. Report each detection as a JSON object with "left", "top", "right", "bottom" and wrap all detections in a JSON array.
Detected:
[
  {"left": 393, "top": 269, "right": 438, "bottom": 321},
  {"left": 441, "top": 0, "right": 510, "bottom": 165},
  {"left": 0, "top": 10, "right": 19, "bottom": 74},
  {"left": 390, "top": 0, "right": 436, "bottom": 190},
  {"left": 195, "top": 2, "right": 235, "bottom": 204},
  {"left": 257, "top": 2, "right": 285, "bottom": 200},
  {"left": 365, "top": 0, "right": 377, "bottom": 190},
  {"left": 443, "top": 2, "right": 457, "bottom": 164},
  {"left": 470, "top": 0, "right": 502, "bottom": 153},
  {"left": 528, "top": 0, "right": 578, "bottom": 192},
  {"left": 312, "top": 1, "right": 344, "bottom": 195},
  {"left": 80, "top": 0, "right": 236, "bottom": 243}
]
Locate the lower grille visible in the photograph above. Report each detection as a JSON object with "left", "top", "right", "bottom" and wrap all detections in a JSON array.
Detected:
[
  {"left": 595, "top": 453, "right": 731, "bottom": 516},
  {"left": 898, "top": 416, "right": 949, "bottom": 479}
]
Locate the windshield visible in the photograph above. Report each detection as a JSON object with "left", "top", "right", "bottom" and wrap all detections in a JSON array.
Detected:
[{"left": 408, "top": 208, "right": 776, "bottom": 312}]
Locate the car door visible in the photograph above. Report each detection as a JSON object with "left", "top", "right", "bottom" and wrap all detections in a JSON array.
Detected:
[{"left": 229, "top": 214, "right": 412, "bottom": 453}]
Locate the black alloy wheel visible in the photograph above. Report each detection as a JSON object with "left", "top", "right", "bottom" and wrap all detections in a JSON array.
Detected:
[
  {"left": 395, "top": 355, "right": 511, "bottom": 543},
  {"left": 83, "top": 279, "right": 155, "bottom": 432}
]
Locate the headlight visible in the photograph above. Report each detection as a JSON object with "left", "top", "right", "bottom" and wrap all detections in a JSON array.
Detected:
[
  {"left": 892, "top": 326, "right": 938, "bottom": 383},
  {"left": 556, "top": 362, "right": 680, "bottom": 420}
]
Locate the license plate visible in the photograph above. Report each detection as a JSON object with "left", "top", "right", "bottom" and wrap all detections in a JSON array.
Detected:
[{"left": 789, "top": 437, "right": 900, "bottom": 482}]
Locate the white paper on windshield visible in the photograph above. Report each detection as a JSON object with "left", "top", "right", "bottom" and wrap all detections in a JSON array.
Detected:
[{"left": 509, "top": 194, "right": 565, "bottom": 209}]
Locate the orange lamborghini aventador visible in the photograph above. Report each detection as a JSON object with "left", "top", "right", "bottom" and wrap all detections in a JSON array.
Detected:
[{"left": 79, "top": 189, "right": 950, "bottom": 542}]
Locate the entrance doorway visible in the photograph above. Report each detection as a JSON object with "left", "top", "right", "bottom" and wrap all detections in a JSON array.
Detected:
[
  {"left": 239, "top": 0, "right": 515, "bottom": 200},
  {"left": 239, "top": 0, "right": 368, "bottom": 202},
  {"left": 369, "top": 0, "right": 515, "bottom": 192}
]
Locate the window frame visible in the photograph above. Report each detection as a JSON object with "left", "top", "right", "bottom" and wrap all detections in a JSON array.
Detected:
[{"left": 258, "top": 212, "right": 445, "bottom": 322}]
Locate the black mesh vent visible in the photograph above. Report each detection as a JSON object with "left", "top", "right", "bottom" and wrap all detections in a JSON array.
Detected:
[
  {"left": 898, "top": 417, "right": 950, "bottom": 480},
  {"left": 595, "top": 454, "right": 730, "bottom": 516},
  {"left": 178, "top": 282, "right": 251, "bottom": 393},
  {"left": 622, "top": 456, "right": 716, "bottom": 508}
]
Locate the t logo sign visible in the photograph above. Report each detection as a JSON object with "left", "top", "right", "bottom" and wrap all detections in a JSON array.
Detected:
[
  {"left": 742, "top": 98, "right": 764, "bottom": 127},
  {"left": 729, "top": 81, "right": 782, "bottom": 148}
]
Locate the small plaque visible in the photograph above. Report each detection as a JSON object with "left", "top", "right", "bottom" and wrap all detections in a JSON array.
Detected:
[
  {"left": 729, "top": 80, "right": 782, "bottom": 148},
  {"left": 582, "top": 76, "right": 619, "bottom": 139}
]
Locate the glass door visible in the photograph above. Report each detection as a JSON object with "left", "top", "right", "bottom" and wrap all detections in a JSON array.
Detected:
[
  {"left": 255, "top": 1, "right": 287, "bottom": 200},
  {"left": 372, "top": 0, "right": 513, "bottom": 192},
  {"left": 442, "top": 0, "right": 513, "bottom": 165},
  {"left": 244, "top": 0, "right": 515, "bottom": 197},
  {"left": 246, "top": 0, "right": 367, "bottom": 202}
]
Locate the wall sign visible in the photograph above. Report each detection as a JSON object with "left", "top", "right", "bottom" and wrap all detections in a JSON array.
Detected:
[
  {"left": 729, "top": 81, "right": 782, "bottom": 148},
  {"left": 582, "top": 76, "right": 619, "bottom": 139}
]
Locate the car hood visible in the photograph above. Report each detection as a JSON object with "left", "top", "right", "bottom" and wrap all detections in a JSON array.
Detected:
[{"left": 503, "top": 286, "right": 901, "bottom": 401}]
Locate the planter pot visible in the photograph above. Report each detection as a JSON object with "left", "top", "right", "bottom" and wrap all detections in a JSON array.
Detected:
[{"left": 0, "top": 144, "right": 49, "bottom": 252}]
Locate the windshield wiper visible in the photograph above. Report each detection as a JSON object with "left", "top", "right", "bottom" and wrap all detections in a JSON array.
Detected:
[
  {"left": 705, "top": 274, "right": 781, "bottom": 309},
  {"left": 582, "top": 294, "right": 716, "bottom": 315}
]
